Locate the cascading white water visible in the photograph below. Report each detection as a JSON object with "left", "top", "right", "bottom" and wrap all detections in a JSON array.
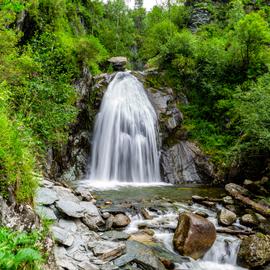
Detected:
[{"left": 89, "top": 72, "right": 161, "bottom": 183}]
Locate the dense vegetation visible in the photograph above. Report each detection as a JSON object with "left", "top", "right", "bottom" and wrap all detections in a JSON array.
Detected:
[
  {"left": 0, "top": 0, "right": 269, "bottom": 268},
  {"left": 0, "top": 227, "right": 43, "bottom": 269},
  {"left": 0, "top": 0, "right": 269, "bottom": 198}
]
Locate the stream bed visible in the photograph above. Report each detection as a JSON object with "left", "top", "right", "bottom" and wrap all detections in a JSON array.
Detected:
[{"left": 91, "top": 184, "right": 248, "bottom": 270}]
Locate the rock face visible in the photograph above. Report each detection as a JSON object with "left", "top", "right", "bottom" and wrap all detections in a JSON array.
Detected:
[
  {"left": 51, "top": 70, "right": 215, "bottom": 184},
  {"left": 161, "top": 141, "right": 212, "bottom": 183},
  {"left": 238, "top": 234, "right": 270, "bottom": 269},
  {"left": 218, "top": 208, "right": 237, "bottom": 226},
  {"left": 173, "top": 212, "right": 216, "bottom": 259}
]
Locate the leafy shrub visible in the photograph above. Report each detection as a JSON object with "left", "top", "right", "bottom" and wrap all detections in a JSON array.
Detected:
[{"left": 0, "top": 227, "right": 43, "bottom": 270}]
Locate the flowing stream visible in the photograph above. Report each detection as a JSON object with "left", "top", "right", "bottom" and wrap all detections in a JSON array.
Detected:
[
  {"left": 93, "top": 186, "right": 247, "bottom": 270},
  {"left": 89, "top": 72, "right": 160, "bottom": 183}
]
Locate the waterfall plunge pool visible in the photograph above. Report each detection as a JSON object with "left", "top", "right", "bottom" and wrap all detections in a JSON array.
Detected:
[{"left": 83, "top": 184, "right": 247, "bottom": 270}]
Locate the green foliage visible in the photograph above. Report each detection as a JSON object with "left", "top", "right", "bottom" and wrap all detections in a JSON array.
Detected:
[
  {"left": 229, "top": 74, "right": 270, "bottom": 155},
  {"left": 0, "top": 227, "right": 43, "bottom": 270}
]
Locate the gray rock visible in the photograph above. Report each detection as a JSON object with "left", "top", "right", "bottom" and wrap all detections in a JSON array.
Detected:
[
  {"left": 80, "top": 201, "right": 100, "bottom": 216},
  {"left": 218, "top": 208, "right": 237, "bottom": 226},
  {"left": 53, "top": 186, "right": 80, "bottom": 203},
  {"left": 82, "top": 215, "right": 104, "bottom": 231},
  {"left": 52, "top": 226, "right": 74, "bottom": 247},
  {"left": 58, "top": 219, "right": 77, "bottom": 232},
  {"left": 56, "top": 200, "right": 85, "bottom": 218},
  {"left": 92, "top": 241, "right": 126, "bottom": 261},
  {"left": 35, "top": 188, "right": 58, "bottom": 205},
  {"left": 101, "top": 231, "right": 130, "bottom": 241},
  {"left": 102, "top": 212, "right": 111, "bottom": 219},
  {"left": 150, "top": 90, "right": 171, "bottom": 115},
  {"left": 114, "top": 240, "right": 166, "bottom": 270},
  {"left": 42, "top": 179, "right": 55, "bottom": 188},
  {"left": 78, "top": 261, "right": 99, "bottom": 270},
  {"left": 36, "top": 206, "right": 57, "bottom": 221},
  {"left": 112, "top": 214, "right": 131, "bottom": 228},
  {"left": 75, "top": 187, "right": 94, "bottom": 201},
  {"left": 165, "top": 107, "right": 183, "bottom": 131}
]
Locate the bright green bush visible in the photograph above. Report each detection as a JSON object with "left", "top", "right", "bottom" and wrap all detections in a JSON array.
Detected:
[{"left": 0, "top": 227, "right": 43, "bottom": 270}]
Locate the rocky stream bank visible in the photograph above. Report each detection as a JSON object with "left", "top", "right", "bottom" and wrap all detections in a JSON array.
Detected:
[{"left": 2, "top": 176, "right": 260, "bottom": 270}]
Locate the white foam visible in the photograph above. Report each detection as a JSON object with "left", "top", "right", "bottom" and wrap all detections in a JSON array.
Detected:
[{"left": 78, "top": 179, "right": 171, "bottom": 190}]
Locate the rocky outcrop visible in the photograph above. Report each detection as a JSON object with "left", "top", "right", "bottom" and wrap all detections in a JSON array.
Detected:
[
  {"left": 161, "top": 141, "right": 214, "bottom": 183},
  {"left": 108, "top": 56, "right": 128, "bottom": 71},
  {"left": 173, "top": 212, "right": 216, "bottom": 259},
  {"left": 238, "top": 234, "right": 270, "bottom": 269}
]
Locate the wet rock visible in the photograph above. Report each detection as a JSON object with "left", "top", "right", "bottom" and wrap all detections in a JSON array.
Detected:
[
  {"left": 225, "top": 204, "right": 238, "bottom": 213},
  {"left": 82, "top": 215, "right": 104, "bottom": 231},
  {"left": 36, "top": 206, "right": 57, "bottom": 221},
  {"left": 52, "top": 226, "right": 74, "bottom": 247},
  {"left": 161, "top": 141, "right": 214, "bottom": 184},
  {"left": 108, "top": 56, "right": 127, "bottom": 71},
  {"left": 112, "top": 214, "right": 131, "bottom": 228},
  {"left": 173, "top": 212, "right": 216, "bottom": 259},
  {"left": 129, "top": 232, "right": 155, "bottom": 244},
  {"left": 238, "top": 234, "right": 270, "bottom": 268},
  {"left": 222, "top": 196, "right": 234, "bottom": 205},
  {"left": 35, "top": 187, "right": 58, "bottom": 205},
  {"left": 92, "top": 241, "right": 126, "bottom": 261},
  {"left": 193, "top": 211, "right": 209, "bottom": 218},
  {"left": 56, "top": 200, "right": 85, "bottom": 218},
  {"left": 75, "top": 186, "right": 94, "bottom": 201},
  {"left": 102, "top": 212, "right": 111, "bottom": 219},
  {"left": 240, "top": 214, "right": 259, "bottom": 227},
  {"left": 218, "top": 208, "right": 237, "bottom": 226},
  {"left": 106, "top": 215, "right": 114, "bottom": 230},
  {"left": 114, "top": 240, "right": 167, "bottom": 270},
  {"left": 101, "top": 231, "right": 130, "bottom": 241},
  {"left": 141, "top": 208, "right": 153, "bottom": 220}
]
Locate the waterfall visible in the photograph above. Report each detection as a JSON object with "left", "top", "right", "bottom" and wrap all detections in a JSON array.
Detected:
[{"left": 89, "top": 72, "right": 161, "bottom": 183}]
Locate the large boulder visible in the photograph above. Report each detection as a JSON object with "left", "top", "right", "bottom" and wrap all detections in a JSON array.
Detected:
[
  {"left": 173, "top": 212, "right": 216, "bottom": 259},
  {"left": 238, "top": 234, "right": 270, "bottom": 269}
]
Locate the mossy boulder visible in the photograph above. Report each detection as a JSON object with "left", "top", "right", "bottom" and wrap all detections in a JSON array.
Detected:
[{"left": 238, "top": 234, "right": 270, "bottom": 269}]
